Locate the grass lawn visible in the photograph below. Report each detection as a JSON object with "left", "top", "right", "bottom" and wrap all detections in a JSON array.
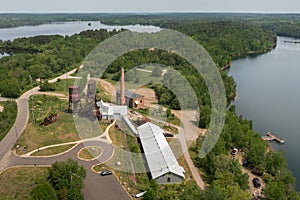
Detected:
[
  {"left": 31, "top": 144, "right": 76, "bottom": 156},
  {"left": 78, "top": 146, "right": 102, "bottom": 160},
  {"left": 96, "top": 82, "right": 111, "bottom": 102},
  {"left": 92, "top": 148, "right": 147, "bottom": 197},
  {"left": 109, "top": 126, "right": 125, "bottom": 147},
  {"left": 16, "top": 95, "right": 80, "bottom": 155},
  {"left": 166, "top": 115, "right": 181, "bottom": 127},
  {"left": 0, "top": 167, "right": 48, "bottom": 200},
  {"left": 17, "top": 95, "right": 106, "bottom": 155},
  {"left": 54, "top": 79, "right": 75, "bottom": 95},
  {"left": 95, "top": 121, "right": 148, "bottom": 196},
  {"left": 124, "top": 69, "right": 162, "bottom": 90}
]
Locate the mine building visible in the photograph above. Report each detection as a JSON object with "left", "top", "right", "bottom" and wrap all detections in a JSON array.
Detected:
[
  {"left": 137, "top": 122, "right": 185, "bottom": 184},
  {"left": 96, "top": 100, "right": 127, "bottom": 120},
  {"left": 116, "top": 90, "right": 144, "bottom": 109},
  {"left": 116, "top": 67, "right": 144, "bottom": 109}
]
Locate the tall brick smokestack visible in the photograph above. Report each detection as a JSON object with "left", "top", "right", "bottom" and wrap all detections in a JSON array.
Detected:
[{"left": 120, "top": 67, "right": 126, "bottom": 105}]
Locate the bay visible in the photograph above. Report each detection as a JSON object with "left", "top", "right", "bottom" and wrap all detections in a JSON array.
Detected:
[{"left": 229, "top": 36, "right": 300, "bottom": 190}]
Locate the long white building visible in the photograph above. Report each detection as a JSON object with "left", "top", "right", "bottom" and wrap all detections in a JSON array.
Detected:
[{"left": 137, "top": 122, "right": 185, "bottom": 184}]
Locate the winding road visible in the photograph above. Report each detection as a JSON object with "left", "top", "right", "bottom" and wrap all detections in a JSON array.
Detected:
[{"left": 0, "top": 69, "right": 131, "bottom": 200}]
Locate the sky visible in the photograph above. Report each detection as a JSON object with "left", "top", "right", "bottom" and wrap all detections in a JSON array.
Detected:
[{"left": 1, "top": 0, "right": 300, "bottom": 13}]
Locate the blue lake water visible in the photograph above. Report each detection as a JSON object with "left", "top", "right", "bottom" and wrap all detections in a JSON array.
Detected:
[
  {"left": 0, "top": 21, "right": 299, "bottom": 190},
  {"left": 229, "top": 36, "right": 300, "bottom": 190},
  {"left": 0, "top": 21, "right": 161, "bottom": 41}
]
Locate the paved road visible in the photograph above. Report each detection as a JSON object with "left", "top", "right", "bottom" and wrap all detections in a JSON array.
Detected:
[
  {"left": 3, "top": 141, "right": 130, "bottom": 200},
  {"left": 0, "top": 97, "right": 11, "bottom": 102},
  {"left": 173, "top": 110, "right": 206, "bottom": 189},
  {"left": 0, "top": 69, "right": 131, "bottom": 200}
]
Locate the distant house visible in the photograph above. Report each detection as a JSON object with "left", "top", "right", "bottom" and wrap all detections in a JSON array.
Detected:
[
  {"left": 137, "top": 122, "right": 185, "bottom": 184},
  {"left": 96, "top": 100, "right": 127, "bottom": 120},
  {"left": 116, "top": 90, "right": 144, "bottom": 109}
]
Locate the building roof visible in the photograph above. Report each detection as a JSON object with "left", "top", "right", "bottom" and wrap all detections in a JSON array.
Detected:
[
  {"left": 137, "top": 122, "right": 185, "bottom": 179},
  {"left": 117, "top": 90, "right": 143, "bottom": 99},
  {"left": 96, "top": 100, "right": 127, "bottom": 116},
  {"left": 122, "top": 116, "right": 138, "bottom": 136}
]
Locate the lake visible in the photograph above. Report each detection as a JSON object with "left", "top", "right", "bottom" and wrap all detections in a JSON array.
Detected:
[
  {"left": 1, "top": 21, "right": 299, "bottom": 189},
  {"left": 0, "top": 21, "right": 161, "bottom": 41},
  {"left": 229, "top": 36, "right": 300, "bottom": 190}
]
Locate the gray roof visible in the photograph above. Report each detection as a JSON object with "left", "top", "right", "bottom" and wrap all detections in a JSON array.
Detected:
[
  {"left": 117, "top": 90, "right": 143, "bottom": 99},
  {"left": 122, "top": 116, "right": 138, "bottom": 136},
  {"left": 137, "top": 122, "right": 185, "bottom": 179}
]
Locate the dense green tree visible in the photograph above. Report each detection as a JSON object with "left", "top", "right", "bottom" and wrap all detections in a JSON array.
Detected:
[
  {"left": 0, "top": 101, "right": 17, "bottom": 140},
  {"left": 47, "top": 159, "right": 86, "bottom": 200},
  {"left": 30, "top": 179, "right": 58, "bottom": 200}
]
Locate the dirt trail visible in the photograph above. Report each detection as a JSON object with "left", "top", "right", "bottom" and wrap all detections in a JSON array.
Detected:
[
  {"left": 97, "top": 79, "right": 116, "bottom": 97},
  {"left": 235, "top": 153, "right": 264, "bottom": 198}
]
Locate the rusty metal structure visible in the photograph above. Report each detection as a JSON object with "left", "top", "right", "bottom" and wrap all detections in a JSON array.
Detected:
[{"left": 68, "top": 85, "right": 81, "bottom": 112}]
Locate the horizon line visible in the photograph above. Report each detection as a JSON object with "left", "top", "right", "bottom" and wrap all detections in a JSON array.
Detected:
[{"left": 0, "top": 11, "right": 300, "bottom": 15}]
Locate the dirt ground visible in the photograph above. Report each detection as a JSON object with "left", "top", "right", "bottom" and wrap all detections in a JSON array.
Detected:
[
  {"left": 134, "top": 87, "right": 158, "bottom": 106},
  {"left": 98, "top": 79, "right": 116, "bottom": 97},
  {"left": 98, "top": 79, "right": 158, "bottom": 107},
  {"left": 235, "top": 152, "right": 265, "bottom": 199}
]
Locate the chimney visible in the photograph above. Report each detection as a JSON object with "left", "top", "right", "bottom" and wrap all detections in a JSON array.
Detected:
[{"left": 120, "top": 68, "right": 126, "bottom": 105}]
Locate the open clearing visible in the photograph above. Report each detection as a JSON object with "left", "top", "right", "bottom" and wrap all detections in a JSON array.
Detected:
[{"left": 0, "top": 167, "right": 48, "bottom": 200}]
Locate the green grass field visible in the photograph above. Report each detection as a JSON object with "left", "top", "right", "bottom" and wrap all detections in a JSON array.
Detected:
[
  {"left": 0, "top": 167, "right": 48, "bottom": 200},
  {"left": 16, "top": 95, "right": 79, "bottom": 155},
  {"left": 31, "top": 144, "right": 76, "bottom": 156},
  {"left": 78, "top": 146, "right": 102, "bottom": 160},
  {"left": 53, "top": 79, "right": 75, "bottom": 95}
]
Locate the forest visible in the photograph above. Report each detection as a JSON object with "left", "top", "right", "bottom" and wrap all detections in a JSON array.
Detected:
[
  {"left": 0, "top": 29, "right": 122, "bottom": 97},
  {"left": 0, "top": 13, "right": 300, "bottom": 199},
  {"left": 0, "top": 101, "right": 17, "bottom": 140}
]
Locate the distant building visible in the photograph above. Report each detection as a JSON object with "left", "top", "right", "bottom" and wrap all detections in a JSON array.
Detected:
[
  {"left": 116, "top": 90, "right": 144, "bottom": 109},
  {"left": 137, "top": 122, "right": 185, "bottom": 184},
  {"left": 96, "top": 100, "right": 127, "bottom": 120}
]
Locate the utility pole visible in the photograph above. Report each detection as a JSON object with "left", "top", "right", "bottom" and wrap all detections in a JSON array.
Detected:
[
  {"left": 29, "top": 75, "right": 35, "bottom": 123},
  {"left": 15, "top": 126, "right": 17, "bottom": 140}
]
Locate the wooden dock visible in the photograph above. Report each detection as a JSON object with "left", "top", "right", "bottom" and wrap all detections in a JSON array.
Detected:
[{"left": 262, "top": 132, "right": 285, "bottom": 144}]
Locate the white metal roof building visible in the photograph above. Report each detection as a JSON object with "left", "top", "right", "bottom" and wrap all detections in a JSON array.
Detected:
[
  {"left": 96, "top": 100, "right": 127, "bottom": 120},
  {"left": 137, "top": 122, "right": 185, "bottom": 184}
]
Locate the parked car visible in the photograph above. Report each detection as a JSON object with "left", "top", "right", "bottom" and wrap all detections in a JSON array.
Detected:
[
  {"left": 163, "top": 132, "right": 174, "bottom": 137},
  {"left": 231, "top": 148, "right": 238, "bottom": 155},
  {"left": 252, "top": 178, "right": 261, "bottom": 188},
  {"left": 242, "top": 159, "right": 249, "bottom": 167},
  {"left": 101, "top": 170, "right": 112, "bottom": 176}
]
